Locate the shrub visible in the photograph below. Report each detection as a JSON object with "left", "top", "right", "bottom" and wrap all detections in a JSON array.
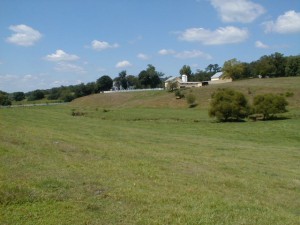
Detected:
[
  {"left": 252, "top": 93, "right": 288, "bottom": 120},
  {"left": 186, "top": 93, "right": 196, "bottom": 107},
  {"left": 209, "top": 88, "right": 250, "bottom": 122},
  {"left": 174, "top": 90, "right": 184, "bottom": 99},
  {"left": 0, "top": 93, "right": 12, "bottom": 106}
]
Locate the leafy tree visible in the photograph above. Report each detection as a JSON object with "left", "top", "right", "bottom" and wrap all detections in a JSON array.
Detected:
[
  {"left": 47, "top": 87, "right": 61, "bottom": 100},
  {"left": 222, "top": 58, "right": 245, "bottom": 80},
  {"left": 254, "top": 52, "right": 286, "bottom": 77},
  {"left": 28, "top": 90, "right": 45, "bottom": 101},
  {"left": 114, "top": 70, "right": 128, "bottom": 90},
  {"left": 12, "top": 92, "right": 25, "bottom": 101},
  {"left": 180, "top": 65, "right": 192, "bottom": 80},
  {"left": 166, "top": 80, "right": 178, "bottom": 92},
  {"left": 285, "top": 55, "right": 300, "bottom": 76},
  {"left": 0, "top": 91, "right": 12, "bottom": 106},
  {"left": 126, "top": 75, "right": 140, "bottom": 88},
  {"left": 60, "top": 89, "right": 75, "bottom": 102},
  {"left": 138, "top": 64, "right": 162, "bottom": 88},
  {"left": 252, "top": 94, "right": 288, "bottom": 120},
  {"left": 205, "top": 64, "right": 214, "bottom": 73},
  {"left": 209, "top": 88, "right": 250, "bottom": 122},
  {"left": 205, "top": 64, "right": 221, "bottom": 73},
  {"left": 193, "top": 69, "right": 212, "bottom": 81},
  {"left": 96, "top": 75, "right": 113, "bottom": 92}
]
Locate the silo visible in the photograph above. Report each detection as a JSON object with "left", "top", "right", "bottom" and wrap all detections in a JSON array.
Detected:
[{"left": 182, "top": 74, "right": 188, "bottom": 82}]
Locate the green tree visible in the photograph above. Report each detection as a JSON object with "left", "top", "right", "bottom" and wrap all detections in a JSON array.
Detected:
[
  {"left": 12, "top": 92, "right": 25, "bottom": 101},
  {"left": 222, "top": 58, "right": 245, "bottom": 80},
  {"left": 285, "top": 55, "right": 300, "bottom": 76},
  {"left": 116, "top": 70, "right": 128, "bottom": 90},
  {"left": 28, "top": 90, "right": 45, "bottom": 101},
  {"left": 138, "top": 64, "right": 163, "bottom": 88},
  {"left": 126, "top": 75, "right": 140, "bottom": 89},
  {"left": 180, "top": 65, "right": 192, "bottom": 80},
  {"left": 0, "top": 91, "right": 12, "bottom": 106},
  {"left": 96, "top": 75, "right": 113, "bottom": 92},
  {"left": 209, "top": 88, "right": 250, "bottom": 122},
  {"left": 252, "top": 94, "right": 288, "bottom": 120},
  {"left": 193, "top": 69, "right": 212, "bottom": 81}
]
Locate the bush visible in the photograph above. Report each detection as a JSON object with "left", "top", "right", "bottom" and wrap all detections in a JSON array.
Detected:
[
  {"left": 175, "top": 90, "right": 184, "bottom": 99},
  {"left": 252, "top": 93, "right": 288, "bottom": 120},
  {"left": 0, "top": 93, "right": 12, "bottom": 106},
  {"left": 209, "top": 88, "right": 250, "bottom": 122},
  {"left": 186, "top": 93, "right": 196, "bottom": 107}
]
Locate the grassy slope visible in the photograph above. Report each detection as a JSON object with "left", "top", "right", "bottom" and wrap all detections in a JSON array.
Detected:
[{"left": 0, "top": 77, "right": 299, "bottom": 224}]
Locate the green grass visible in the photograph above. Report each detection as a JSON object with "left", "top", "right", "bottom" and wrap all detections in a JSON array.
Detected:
[{"left": 0, "top": 77, "right": 300, "bottom": 224}]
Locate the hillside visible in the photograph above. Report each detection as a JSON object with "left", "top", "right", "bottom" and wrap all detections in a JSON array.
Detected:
[
  {"left": 71, "top": 77, "right": 300, "bottom": 109},
  {"left": 1, "top": 77, "right": 299, "bottom": 224}
]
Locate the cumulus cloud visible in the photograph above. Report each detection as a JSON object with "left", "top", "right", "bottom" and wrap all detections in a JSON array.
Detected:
[
  {"left": 45, "top": 50, "right": 79, "bottom": 62},
  {"left": 6, "top": 24, "right": 42, "bottom": 46},
  {"left": 137, "top": 53, "right": 150, "bottom": 60},
  {"left": 175, "top": 50, "right": 212, "bottom": 60},
  {"left": 210, "top": 0, "right": 265, "bottom": 23},
  {"left": 263, "top": 10, "right": 300, "bottom": 34},
  {"left": 91, "top": 40, "right": 119, "bottom": 51},
  {"left": 55, "top": 62, "right": 86, "bottom": 74},
  {"left": 116, "top": 60, "right": 132, "bottom": 68},
  {"left": 179, "top": 26, "right": 248, "bottom": 45},
  {"left": 158, "top": 49, "right": 176, "bottom": 55},
  {"left": 255, "top": 41, "right": 269, "bottom": 49}
]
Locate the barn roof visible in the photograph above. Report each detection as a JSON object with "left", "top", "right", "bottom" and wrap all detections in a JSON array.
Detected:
[
  {"left": 211, "top": 72, "right": 223, "bottom": 79},
  {"left": 165, "top": 76, "right": 179, "bottom": 82}
]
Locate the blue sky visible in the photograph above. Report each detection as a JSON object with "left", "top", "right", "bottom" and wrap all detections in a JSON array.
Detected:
[{"left": 0, "top": 0, "right": 300, "bottom": 92}]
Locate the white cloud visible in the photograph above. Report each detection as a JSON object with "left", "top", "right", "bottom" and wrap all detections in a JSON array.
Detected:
[
  {"left": 158, "top": 49, "right": 176, "bottom": 55},
  {"left": 55, "top": 62, "right": 86, "bottom": 74},
  {"left": 263, "top": 10, "right": 300, "bottom": 34},
  {"left": 45, "top": 50, "right": 79, "bottom": 62},
  {"left": 255, "top": 41, "right": 269, "bottom": 49},
  {"left": 179, "top": 26, "right": 248, "bottom": 45},
  {"left": 210, "top": 0, "right": 265, "bottom": 23},
  {"left": 6, "top": 24, "right": 42, "bottom": 46},
  {"left": 0, "top": 74, "right": 46, "bottom": 92},
  {"left": 175, "top": 50, "right": 212, "bottom": 60},
  {"left": 91, "top": 40, "right": 119, "bottom": 51},
  {"left": 116, "top": 60, "right": 132, "bottom": 68},
  {"left": 137, "top": 53, "right": 150, "bottom": 60}
]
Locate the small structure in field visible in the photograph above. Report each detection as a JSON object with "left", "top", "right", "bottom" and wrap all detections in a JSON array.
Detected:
[
  {"left": 210, "top": 72, "right": 232, "bottom": 84},
  {"left": 165, "top": 75, "right": 204, "bottom": 90}
]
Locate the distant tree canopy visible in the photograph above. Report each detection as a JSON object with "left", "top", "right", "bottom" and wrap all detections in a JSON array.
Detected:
[
  {"left": 2, "top": 52, "right": 298, "bottom": 104},
  {"left": 0, "top": 91, "right": 11, "bottom": 106},
  {"left": 12, "top": 92, "right": 25, "bottom": 101},
  {"left": 96, "top": 75, "right": 113, "bottom": 92},
  {"left": 27, "top": 90, "right": 45, "bottom": 101},
  {"left": 138, "top": 64, "right": 163, "bottom": 88}
]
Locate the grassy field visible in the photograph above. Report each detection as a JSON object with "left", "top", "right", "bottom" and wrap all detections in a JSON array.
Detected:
[{"left": 0, "top": 77, "right": 299, "bottom": 224}]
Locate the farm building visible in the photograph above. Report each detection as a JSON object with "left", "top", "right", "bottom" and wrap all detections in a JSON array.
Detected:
[
  {"left": 210, "top": 72, "right": 232, "bottom": 83},
  {"left": 164, "top": 75, "right": 204, "bottom": 89}
]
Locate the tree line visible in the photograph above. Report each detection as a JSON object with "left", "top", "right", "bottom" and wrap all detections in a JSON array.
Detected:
[{"left": 0, "top": 52, "right": 299, "bottom": 106}]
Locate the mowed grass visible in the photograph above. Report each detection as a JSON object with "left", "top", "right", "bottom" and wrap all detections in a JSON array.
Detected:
[{"left": 1, "top": 77, "right": 300, "bottom": 224}]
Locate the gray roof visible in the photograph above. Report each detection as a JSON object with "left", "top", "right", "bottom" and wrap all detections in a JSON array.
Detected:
[
  {"left": 211, "top": 72, "right": 223, "bottom": 79},
  {"left": 165, "top": 76, "right": 179, "bottom": 82}
]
